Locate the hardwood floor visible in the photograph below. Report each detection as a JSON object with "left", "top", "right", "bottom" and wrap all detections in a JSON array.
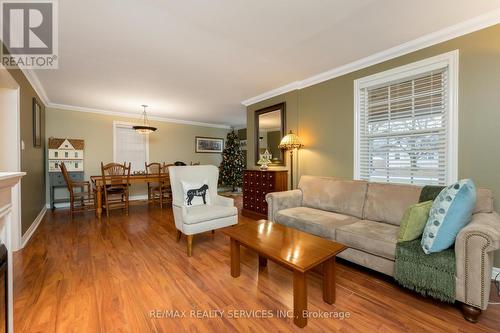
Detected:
[{"left": 13, "top": 201, "right": 500, "bottom": 332}]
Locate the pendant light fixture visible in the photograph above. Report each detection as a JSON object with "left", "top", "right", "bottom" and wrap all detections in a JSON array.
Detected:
[{"left": 133, "top": 105, "right": 157, "bottom": 134}]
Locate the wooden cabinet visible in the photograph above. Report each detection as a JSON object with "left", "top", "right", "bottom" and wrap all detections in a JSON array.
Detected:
[
  {"left": 242, "top": 170, "right": 288, "bottom": 219},
  {"left": 49, "top": 171, "right": 84, "bottom": 210}
]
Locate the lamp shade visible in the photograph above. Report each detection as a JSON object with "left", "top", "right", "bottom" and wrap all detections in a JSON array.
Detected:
[{"left": 278, "top": 130, "right": 303, "bottom": 150}]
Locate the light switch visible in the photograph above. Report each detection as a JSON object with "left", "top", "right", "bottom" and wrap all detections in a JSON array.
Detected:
[{"left": 21, "top": 140, "right": 25, "bottom": 150}]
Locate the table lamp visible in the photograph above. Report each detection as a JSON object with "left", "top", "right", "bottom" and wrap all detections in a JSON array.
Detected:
[{"left": 278, "top": 130, "right": 303, "bottom": 189}]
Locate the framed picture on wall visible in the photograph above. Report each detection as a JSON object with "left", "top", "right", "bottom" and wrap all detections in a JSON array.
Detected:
[
  {"left": 195, "top": 136, "right": 224, "bottom": 153},
  {"left": 32, "top": 98, "right": 41, "bottom": 148}
]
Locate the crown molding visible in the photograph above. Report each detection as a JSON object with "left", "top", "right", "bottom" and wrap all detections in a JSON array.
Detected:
[
  {"left": 20, "top": 68, "right": 50, "bottom": 105},
  {"left": 241, "top": 8, "right": 500, "bottom": 107},
  {"left": 48, "top": 103, "right": 232, "bottom": 129},
  {"left": 19, "top": 70, "right": 231, "bottom": 129},
  {"left": 241, "top": 81, "right": 301, "bottom": 107}
]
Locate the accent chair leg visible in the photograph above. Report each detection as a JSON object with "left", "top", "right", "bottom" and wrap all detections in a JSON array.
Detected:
[
  {"left": 461, "top": 303, "right": 482, "bottom": 323},
  {"left": 187, "top": 235, "right": 193, "bottom": 257},
  {"left": 176, "top": 230, "right": 182, "bottom": 242}
]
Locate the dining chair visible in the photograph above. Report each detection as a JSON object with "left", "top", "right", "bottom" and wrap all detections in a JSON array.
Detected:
[
  {"left": 145, "top": 162, "right": 161, "bottom": 201},
  {"left": 146, "top": 162, "right": 167, "bottom": 208},
  {"left": 100, "top": 162, "right": 131, "bottom": 217},
  {"left": 60, "top": 162, "right": 95, "bottom": 218},
  {"left": 160, "top": 163, "right": 174, "bottom": 205}
]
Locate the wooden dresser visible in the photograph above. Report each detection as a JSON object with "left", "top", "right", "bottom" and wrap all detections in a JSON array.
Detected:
[{"left": 242, "top": 170, "right": 288, "bottom": 219}]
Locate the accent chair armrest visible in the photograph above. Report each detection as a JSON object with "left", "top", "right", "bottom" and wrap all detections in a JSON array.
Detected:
[
  {"left": 265, "top": 189, "right": 303, "bottom": 222},
  {"left": 455, "top": 212, "right": 500, "bottom": 310},
  {"left": 214, "top": 195, "right": 234, "bottom": 207}
]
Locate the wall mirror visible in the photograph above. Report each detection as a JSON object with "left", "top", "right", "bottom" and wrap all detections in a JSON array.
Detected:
[{"left": 254, "top": 102, "right": 286, "bottom": 166}]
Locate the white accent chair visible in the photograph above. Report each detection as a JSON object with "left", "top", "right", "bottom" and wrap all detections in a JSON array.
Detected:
[{"left": 168, "top": 165, "right": 238, "bottom": 256}]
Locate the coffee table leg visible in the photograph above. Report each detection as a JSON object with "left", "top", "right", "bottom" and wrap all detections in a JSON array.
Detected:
[
  {"left": 230, "top": 238, "right": 240, "bottom": 278},
  {"left": 293, "top": 270, "right": 307, "bottom": 328},
  {"left": 323, "top": 257, "right": 336, "bottom": 304},
  {"left": 258, "top": 255, "right": 267, "bottom": 268}
]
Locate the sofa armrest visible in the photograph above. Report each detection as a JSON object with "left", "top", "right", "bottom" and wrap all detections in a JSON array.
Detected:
[
  {"left": 265, "top": 189, "right": 303, "bottom": 222},
  {"left": 214, "top": 195, "right": 234, "bottom": 207},
  {"left": 455, "top": 212, "right": 500, "bottom": 310}
]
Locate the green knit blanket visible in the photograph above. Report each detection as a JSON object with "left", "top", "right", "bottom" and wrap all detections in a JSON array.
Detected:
[
  {"left": 395, "top": 239, "right": 455, "bottom": 302},
  {"left": 394, "top": 185, "right": 456, "bottom": 303}
]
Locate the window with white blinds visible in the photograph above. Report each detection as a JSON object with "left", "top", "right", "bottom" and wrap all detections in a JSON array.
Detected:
[
  {"left": 113, "top": 123, "right": 149, "bottom": 172},
  {"left": 354, "top": 51, "right": 458, "bottom": 186}
]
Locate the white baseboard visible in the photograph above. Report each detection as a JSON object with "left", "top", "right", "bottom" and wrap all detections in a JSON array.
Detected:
[
  {"left": 21, "top": 206, "right": 47, "bottom": 248},
  {"left": 493, "top": 267, "right": 500, "bottom": 280},
  {"left": 46, "top": 194, "right": 149, "bottom": 210}
]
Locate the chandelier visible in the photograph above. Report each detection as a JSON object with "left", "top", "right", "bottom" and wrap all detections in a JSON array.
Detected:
[{"left": 133, "top": 105, "right": 157, "bottom": 134}]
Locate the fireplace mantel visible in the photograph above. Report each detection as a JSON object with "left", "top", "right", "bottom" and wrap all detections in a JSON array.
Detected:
[{"left": 0, "top": 171, "right": 25, "bottom": 333}]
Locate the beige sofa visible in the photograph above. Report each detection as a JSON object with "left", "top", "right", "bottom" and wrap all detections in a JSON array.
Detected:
[{"left": 266, "top": 175, "right": 500, "bottom": 322}]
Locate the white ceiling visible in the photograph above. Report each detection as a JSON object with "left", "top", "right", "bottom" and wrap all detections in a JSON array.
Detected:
[{"left": 33, "top": 0, "right": 500, "bottom": 127}]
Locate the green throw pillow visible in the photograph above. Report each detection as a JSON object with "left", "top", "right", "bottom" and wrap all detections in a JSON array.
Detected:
[{"left": 398, "top": 201, "right": 433, "bottom": 242}]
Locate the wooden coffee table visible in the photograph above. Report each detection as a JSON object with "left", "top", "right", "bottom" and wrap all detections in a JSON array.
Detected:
[{"left": 222, "top": 220, "right": 346, "bottom": 328}]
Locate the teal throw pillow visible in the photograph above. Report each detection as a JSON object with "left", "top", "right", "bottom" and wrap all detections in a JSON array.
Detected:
[{"left": 421, "top": 179, "right": 477, "bottom": 254}]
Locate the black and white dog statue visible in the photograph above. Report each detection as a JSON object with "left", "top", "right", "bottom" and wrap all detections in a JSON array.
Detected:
[{"left": 186, "top": 184, "right": 209, "bottom": 205}]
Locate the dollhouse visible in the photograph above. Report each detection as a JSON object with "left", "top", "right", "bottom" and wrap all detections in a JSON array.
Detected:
[{"left": 48, "top": 138, "right": 85, "bottom": 209}]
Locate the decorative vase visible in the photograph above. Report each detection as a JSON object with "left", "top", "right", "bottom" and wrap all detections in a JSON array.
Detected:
[{"left": 259, "top": 164, "right": 269, "bottom": 171}]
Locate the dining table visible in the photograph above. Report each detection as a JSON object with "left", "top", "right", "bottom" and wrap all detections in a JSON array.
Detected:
[{"left": 90, "top": 173, "right": 170, "bottom": 218}]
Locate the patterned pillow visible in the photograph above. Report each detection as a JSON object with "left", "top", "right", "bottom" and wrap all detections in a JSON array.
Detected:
[
  {"left": 181, "top": 180, "right": 211, "bottom": 206},
  {"left": 421, "top": 179, "right": 477, "bottom": 254}
]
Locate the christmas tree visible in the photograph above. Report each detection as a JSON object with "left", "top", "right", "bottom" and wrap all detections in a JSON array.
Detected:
[{"left": 219, "top": 130, "right": 245, "bottom": 191}]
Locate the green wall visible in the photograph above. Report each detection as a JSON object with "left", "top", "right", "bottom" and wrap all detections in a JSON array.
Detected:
[
  {"left": 246, "top": 24, "right": 500, "bottom": 267},
  {"left": 46, "top": 107, "right": 230, "bottom": 200},
  {"left": 6, "top": 68, "right": 46, "bottom": 235}
]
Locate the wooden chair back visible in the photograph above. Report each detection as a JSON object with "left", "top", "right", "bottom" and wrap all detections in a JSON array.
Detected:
[
  {"left": 60, "top": 162, "right": 74, "bottom": 195},
  {"left": 145, "top": 162, "right": 161, "bottom": 176},
  {"left": 162, "top": 163, "right": 174, "bottom": 174},
  {"left": 101, "top": 162, "right": 131, "bottom": 187}
]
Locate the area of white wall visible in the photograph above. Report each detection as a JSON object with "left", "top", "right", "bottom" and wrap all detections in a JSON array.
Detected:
[
  {"left": 0, "top": 74, "right": 21, "bottom": 172},
  {"left": 0, "top": 69, "right": 22, "bottom": 250},
  {"left": 0, "top": 67, "right": 22, "bottom": 333}
]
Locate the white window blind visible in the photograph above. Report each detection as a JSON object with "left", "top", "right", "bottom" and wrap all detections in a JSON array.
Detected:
[
  {"left": 357, "top": 66, "right": 451, "bottom": 186},
  {"left": 114, "top": 123, "right": 148, "bottom": 172}
]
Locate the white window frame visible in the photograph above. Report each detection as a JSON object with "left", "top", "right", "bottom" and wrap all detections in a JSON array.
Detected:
[
  {"left": 353, "top": 50, "right": 459, "bottom": 185},
  {"left": 113, "top": 121, "right": 150, "bottom": 169}
]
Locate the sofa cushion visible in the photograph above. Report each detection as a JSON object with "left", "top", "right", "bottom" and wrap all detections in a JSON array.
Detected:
[
  {"left": 336, "top": 220, "right": 399, "bottom": 260},
  {"left": 275, "top": 207, "right": 359, "bottom": 240},
  {"left": 298, "top": 175, "right": 367, "bottom": 218},
  {"left": 363, "top": 183, "right": 421, "bottom": 226},
  {"left": 183, "top": 205, "right": 237, "bottom": 224}
]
